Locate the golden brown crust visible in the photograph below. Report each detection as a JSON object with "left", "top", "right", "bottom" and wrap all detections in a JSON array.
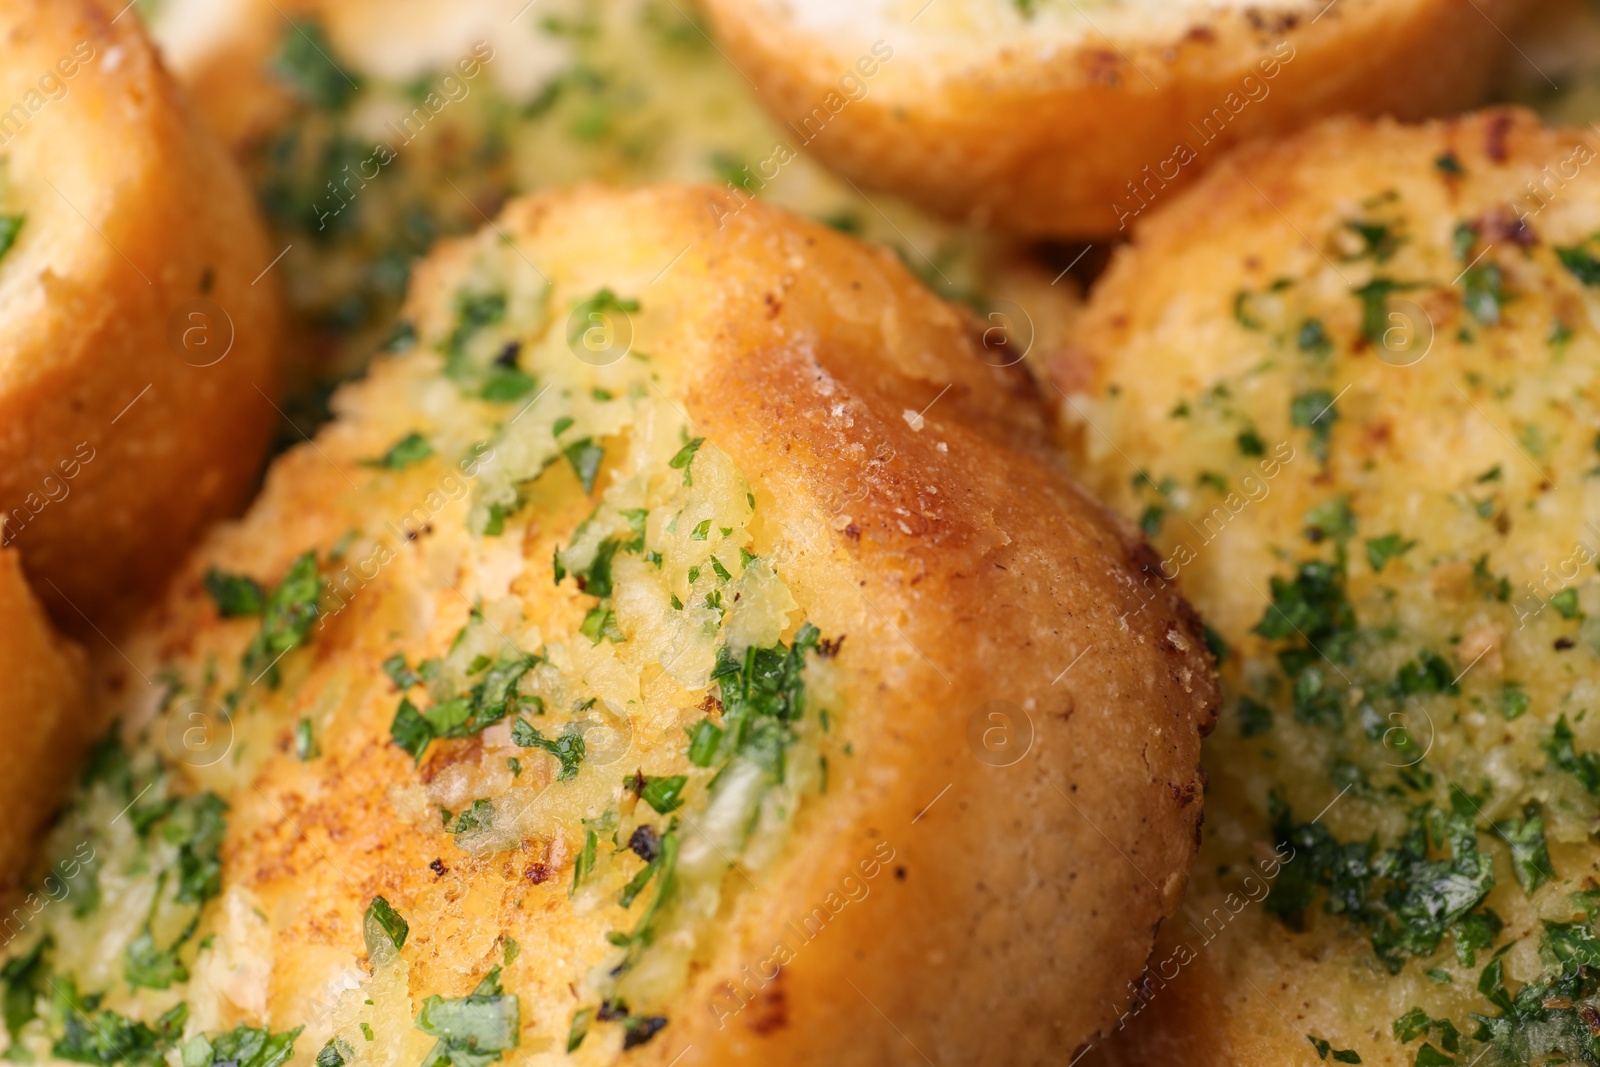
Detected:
[
  {"left": 0, "top": 0, "right": 281, "bottom": 631},
  {"left": 104, "top": 185, "right": 1215, "bottom": 1065},
  {"left": 0, "top": 549, "right": 88, "bottom": 894},
  {"left": 702, "top": 0, "right": 1532, "bottom": 237}
]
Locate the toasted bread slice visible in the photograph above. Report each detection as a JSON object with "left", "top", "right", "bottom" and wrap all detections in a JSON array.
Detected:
[
  {"left": 0, "top": 0, "right": 281, "bottom": 629},
  {"left": 702, "top": 0, "right": 1532, "bottom": 237},
  {"left": 1049, "top": 108, "right": 1600, "bottom": 1066}
]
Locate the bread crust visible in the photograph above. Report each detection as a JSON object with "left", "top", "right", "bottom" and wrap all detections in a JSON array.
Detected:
[
  {"left": 701, "top": 0, "right": 1532, "bottom": 237},
  {"left": 0, "top": 0, "right": 281, "bottom": 630},
  {"left": 0, "top": 550, "right": 88, "bottom": 894},
  {"left": 80, "top": 185, "right": 1214, "bottom": 1066}
]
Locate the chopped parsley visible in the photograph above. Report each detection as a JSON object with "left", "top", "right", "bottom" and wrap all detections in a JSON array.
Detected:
[
  {"left": 510, "top": 718, "right": 585, "bottom": 781},
  {"left": 1546, "top": 715, "right": 1600, "bottom": 795},
  {"left": 1353, "top": 278, "right": 1418, "bottom": 347},
  {"left": 241, "top": 553, "right": 322, "bottom": 688},
  {"left": 364, "top": 895, "right": 409, "bottom": 953},
  {"left": 667, "top": 436, "right": 704, "bottom": 485},
  {"left": 0, "top": 215, "right": 22, "bottom": 262},
  {"left": 294, "top": 718, "right": 319, "bottom": 760},
  {"left": 1298, "top": 317, "right": 1333, "bottom": 358},
  {"left": 1307, "top": 1036, "right": 1362, "bottom": 1063},
  {"left": 703, "top": 623, "right": 823, "bottom": 778},
  {"left": 1556, "top": 242, "right": 1600, "bottom": 287},
  {"left": 202, "top": 570, "right": 265, "bottom": 618},
  {"left": 1290, "top": 390, "right": 1339, "bottom": 462},
  {"left": 638, "top": 775, "right": 687, "bottom": 815},
  {"left": 415, "top": 969, "right": 519, "bottom": 1067},
  {"left": 1268, "top": 787, "right": 1496, "bottom": 973},
  {"left": 1365, "top": 533, "right": 1417, "bottom": 572},
  {"left": 362, "top": 432, "right": 433, "bottom": 470},
  {"left": 1461, "top": 263, "right": 1505, "bottom": 326},
  {"left": 181, "top": 1024, "right": 303, "bottom": 1067},
  {"left": 1236, "top": 428, "right": 1266, "bottom": 456},
  {"left": 53, "top": 994, "right": 187, "bottom": 1067},
  {"left": 1237, "top": 697, "right": 1273, "bottom": 738},
  {"left": 562, "top": 439, "right": 604, "bottom": 495},
  {"left": 1492, "top": 802, "right": 1553, "bottom": 896},
  {"left": 388, "top": 649, "right": 540, "bottom": 762},
  {"left": 272, "top": 22, "right": 361, "bottom": 110}
]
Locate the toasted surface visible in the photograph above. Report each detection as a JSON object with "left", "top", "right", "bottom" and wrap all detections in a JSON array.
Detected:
[
  {"left": 0, "top": 0, "right": 281, "bottom": 629},
  {"left": 1046, "top": 109, "right": 1600, "bottom": 1066},
  {"left": 6, "top": 186, "right": 1214, "bottom": 1067},
  {"left": 0, "top": 549, "right": 89, "bottom": 891},
  {"left": 702, "top": 0, "right": 1531, "bottom": 237}
]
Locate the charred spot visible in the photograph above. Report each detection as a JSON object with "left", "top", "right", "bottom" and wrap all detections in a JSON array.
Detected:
[
  {"left": 628, "top": 824, "right": 660, "bottom": 863},
  {"left": 843, "top": 523, "right": 861, "bottom": 541},
  {"left": 199, "top": 266, "right": 215, "bottom": 294},
  {"left": 1477, "top": 206, "right": 1537, "bottom": 247},
  {"left": 894, "top": 866, "right": 907, "bottom": 880},
  {"left": 817, "top": 634, "right": 846, "bottom": 658},
  {"left": 1556, "top": 636, "right": 1576, "bottom": 651},
  {"left": 495, "top": 341, "right": 521, "bottom": 368},
  {"left": 764, "top": 292, "right": 782, "bottom": 319},
  {"left": 597, "top": 1000, "right": 627, "bottom": 1023},
  {"left": 698, "top": 692, "right": 724, "bottom": 717},
  {"left": 524, "top": 862, "right": 551, "bottom": 884},
  {"left": 745, "top": 982, "right": 787, "bottom": 1035},
  {"left": 1485, "top": 113, "right": 1513, "bottom": 163},
  {"left": 430, "top": 858, "right": 448, "bottom": 877},
  {"left": 1183, "top": 24, "right": 1216, "bottom": 43},
  {"left": 623, "top": 1015, "right": 668, "bottom": 1049}
]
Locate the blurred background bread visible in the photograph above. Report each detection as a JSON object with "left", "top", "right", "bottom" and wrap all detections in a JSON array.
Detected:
[
  {"left": 701, "top": 0, "right": 1536, "bottom": 237},
  {"left": 0, "top": 0, "right": 282, "bottom": 632}
]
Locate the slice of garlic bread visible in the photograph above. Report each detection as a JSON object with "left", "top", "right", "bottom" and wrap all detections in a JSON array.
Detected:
[
  {"left": 0, "top": 0, "right": 281, "bottom": 629},
  {"left": 1050, "top": 108, "right": 1600, "bottom": 1067},
  {"left": 3, "top": 186, "right": 1214, "bottom": 1067},
  {"left": 702, "top": 0, "right": 1532, "bottom": 237}
]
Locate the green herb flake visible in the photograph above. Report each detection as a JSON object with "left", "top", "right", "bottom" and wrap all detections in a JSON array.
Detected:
[
  {"left": 1557, "top": 242, "right": 1600, "bottom": 287},
  {"left": 1492, "top": 801, "right": 1553, "bottom": 896},
  {"left": 203, "top": 570, "right": 266, "bottom": 618},
  {"left": 566, "top": 1007, "right": 593, "bottom": 1053},
  {"left": 273, "top": 21, "right": 361, "bottom": 110},
  {"left": 563, "top": 439, "right": 605, "bottom": 495},
  {"left": 363, "top": 432, "right": 433, "bottom": 470},
  {"left": 669, "top": 436, "right": 706, "bottom": 486},
  {"left": 1238, "top": 697, "right": 1273, "bottom": 738},
  {"left": 1290, "top": 390, "right": 1339, "bottom": 462},
  {"left": 180, "top": 1024, "right": 303, "bottom": 1067},
  {"left": 571, "top": 830, "right": 597, "bottom": 898},
  {"left": 1365, "top": 533, "right": 1417, "bottom": 573},
  {"left": 241, "top": 553, "right": 322, "bottom": 688},
  {"left": 415, "top": 967, "right": 519, "bottom": 1067},
  {"left": 365, "top": 895, "right": 409, "bottom": 953},
  {"left": 0, "top": 215, "right": 23, "bottom": 262},
  {"left": 639, "top": 775, "right": 688, "bottom": 815},
  {"left": 294, "top": 718, "right": 319, "bottom": 761},
  {"left": 510, "top": 718, "right": 585, "bottom": 781}
]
